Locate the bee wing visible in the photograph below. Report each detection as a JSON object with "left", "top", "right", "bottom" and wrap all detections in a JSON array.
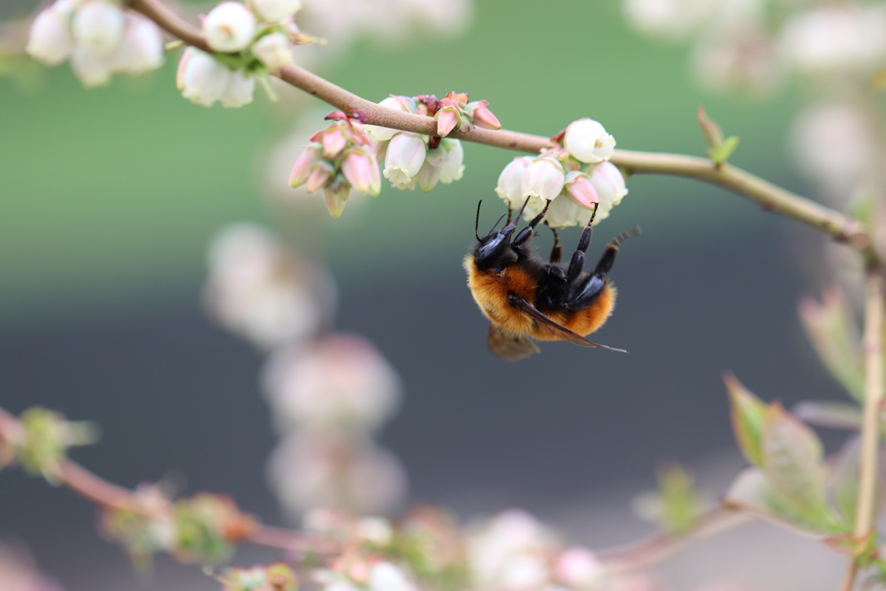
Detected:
[
  {"left": 487, "top": 323, "right": 541, "bottom": 361},
  {"left": 510, "top": 295, "right": 628, "bottom": 354}
]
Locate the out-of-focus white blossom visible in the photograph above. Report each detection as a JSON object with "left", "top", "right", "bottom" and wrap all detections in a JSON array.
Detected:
[
  {"left": 0, "top": 545, "right": 64, "bottom": 591},
  {"left": 203, "top": 1, "right": 257, "bottom": 53},
  {"left": 468, "top": 510, "right": 557, "bottom": 590},
  {"left": 789, "top": 102, "right": 877, "bottom": 198},
  {"left": 778, "top": 5, "right": 886, "bottom": 75},
  {"left": 384, "top": 132, "right": 427, "bottom": 190},
  {"left": 356, "top": 516, "right": 394, "bottom": 546},
  {"left": 689, "top": 22, "right": 781, "bottom": 95},
  {"left": 368, "top": 562, "right": 417, "bottom": 591},
  {"left": 26, "top": 6, "right": 74, "bottom": 65},
  {"left": 204, "top": 223, "right": 336, "bottom": 349},
  {"left": 220, "top": 69, "right": 256, "bottom": 107},
  {"left": 564, "top": 118, "right": 615, "bottom": 164},
  {"left": 622, "top": 0, "right": 713, "bottom": 41},
  {"left": 70, "top": 45, "right": 115, "bottom": 86},
  {"left": 71, "top": 0, "right": 124, "bottom": 54},
  {"left": 113, "top": 15, "right": 164, "bottom": 74},
  {"left": 267, "top": 432, "right": 407, "bottom": 518},
  {"left": 554, "top": 547, "right": 606, "bottom": 591},
  {"left": 252, "top": 31, "right": 294, "bottom": 71},
  {"left": 262, "top": 334, "right": 401, "bottom": 432},
  {"left": 252, "top": 0, "right": 302, "bottom": 22},
  {"left": 587, "top": 161, "right": 628, "bottom": 224}
]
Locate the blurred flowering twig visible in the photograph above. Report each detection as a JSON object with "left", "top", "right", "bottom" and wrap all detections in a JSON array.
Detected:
[{"left": 124, "top": 0, "right": 878, "bottom": 265}]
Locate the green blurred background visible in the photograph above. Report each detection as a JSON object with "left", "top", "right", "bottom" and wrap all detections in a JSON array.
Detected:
[{"left": 0, "top": 0, "right": 846, "bottom": 589}]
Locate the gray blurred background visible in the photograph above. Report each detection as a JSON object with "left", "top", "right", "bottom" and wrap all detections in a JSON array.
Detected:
[{"left": 0, "top": 0, "right": 850, "bottom": 588}]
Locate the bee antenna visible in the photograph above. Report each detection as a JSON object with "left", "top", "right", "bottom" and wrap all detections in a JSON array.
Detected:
[
  {"left": 474, "top": 200, "right": 483, "bottom": 242},
  {"left": 488, "top": 212, "right": 507, "bottom": 234}
]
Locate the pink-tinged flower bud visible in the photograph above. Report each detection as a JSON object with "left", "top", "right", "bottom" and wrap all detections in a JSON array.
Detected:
[
  {"left": 252, "top": 32, "right": 293, "bottom": 71},
  {"left": 307, "top": 161, "right": 334, "bottom": 193},
  {"left": 26, "top": 7, "right": 74, "bottom": 66},
  {"left": 204, "top": 2, "right": 257, "bottom": 53},
  {"left": 416, "top": 160, "right": 442, "bottom": 192},
  {"left": 220, "top": 69, "right": 255, "bottom": 107},
  {"left": 341, "top": 149, "right": 381, "bottom": 196},
  {"left": 324, "top": 181, "right": 350, "bottom": 217},
  {"left": 437, "top": 138, "right": 464, "bottom": 184},
  {"left": 495, "top": 156, "right": 533, "bottom": 208},
  {"left": 252, "top": 0, "right": 302, "bottom": 22},
  {"left": 564, "top": 118, "right": 616, "bottom": 164},
  {"left": 71, "top": 45, "right": 115, "bottom": 86},
  {"left": 587, "top": 161, "right": 627, "bottom": 224},
  {"left": 289, "top": 144, "right": 321, "bottom": 188},
  {"left": 521, "top": 156, "right": 565, "bottom": 202},
  {"left": 564, "top": 171, "right": 598, "bottom": 208},
  {"left": 467, "top": 100, "right": 501, "bottom": 130},
  {"left": 436, "top": 106, "right": 460, "bottom": 137},
  {"left": 72, "top": 0, "right": 125, "bottom": 55},
  {"left": 179, "top": 48, "right": 231, "bottom": 106},
  {"left": 383, "top": 132, "right": 426, "bottom": 189},
  {"left": 320, "top": 127, "right": 347, "bottom": 159},
  {"left": 113, "top": 14, "right": 164, "bottom": 74}
]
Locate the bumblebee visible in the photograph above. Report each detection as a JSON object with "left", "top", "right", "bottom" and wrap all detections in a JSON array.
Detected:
[{"left": 464, "top": 199, "right": 639, "bottom": 360}]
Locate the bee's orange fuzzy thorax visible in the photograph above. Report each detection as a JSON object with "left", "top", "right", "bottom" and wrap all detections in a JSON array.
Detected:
[{"left": 465, "top": 255, "right": 537, "bottom": 335}]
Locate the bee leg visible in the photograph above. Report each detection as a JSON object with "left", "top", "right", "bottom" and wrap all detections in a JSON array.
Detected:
[
  {"left": 512, "top": 199, "right": 552, "bottom": 246},
  {"left": 568, "top": 225, "right": 642, "bottom": 308},
  {"left": 593, "top": 226, "right": 642, "bottom": 276},
  {"left": 546, "top": 223, "right": 562, "bottom": 264},
  {"left": 565, "top": 204, "right": 599, "bottom": 284}
]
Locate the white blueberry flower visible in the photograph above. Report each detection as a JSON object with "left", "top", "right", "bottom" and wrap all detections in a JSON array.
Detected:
[
  {"left": 220, "top": 69, "right": 255, "bottom": 107},
  {"left": 520, "top": 156, "right": 566, "bottom": 217},
  {"left": 368, "top": 563, "right": 417, "bottom": 591},
  {"left": 544, "top": 171, "right": 600, "bottom": 228},
  {"left": 70, "top": 45, "right": 115, "bottom": 86},
  {"left": 267, "top": 432, "right": 407, "bottom": 518},
  {"left": 72, "top": 0, "right": 125, "bottom": 55},
  {"left": 495, "top": 156, "right": 533, "bottom": 209},
  {"left": 384, "top": 132, "right": 427, "bottom": 189},
  {"left": 252, "top": 32, "right": 294, "bottom": 71},
  {"left": 263, "top": 335, "right": 401, "bottom": 432},
  {"left": 587, "top": 161, "right": 628, "bottom": 224},
  {"left": 177, "top": 48, "right": 230, "bottom": 106},
  {"left": 564, "top": 118, "right": 615, "bottom": 164},
  {"left": 113, "top": 14, "right": 164, "bottom": 74},
  {"left": 468, "top": 510, "right": 557, "bottom": 589},
  {"left": 203, "top": 1, "right": 257, "bottom": 53},
  {"left": 554, "top": 547, "right": 605, "bottom": 591},
  {"left": 365, "top": 96, "right": 417, "bottom": 143},
  {"left": 252, "top": 0, "right": 302, "bottom": 22},
  {"left": 437, "top": 138, "right": 465, "bottom": 184},
  {"left": 27, "top": 7, "right": 74, "bottom": 66}
]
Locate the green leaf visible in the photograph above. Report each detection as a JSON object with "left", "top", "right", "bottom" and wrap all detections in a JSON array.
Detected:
[
  {"left": 760, "top": 403, "right": 830, "bottom": 521},
  {"left": 709, "top": 136, "right": 741, "bottom": 166},
  {"left": 798, "top": 288, "right": 864, "bottom": 402},
  {"left": 724, "top": 373, "right": 766, "bottom": 467},
  {"left": 725, "top": 467, "right": 834, "bottom": 534},
  {"left": 656, "top": 463, "right": 703, "bottom": 534},
  {"left": 830, "top": 436, "right": 872, "bottom": 529}
]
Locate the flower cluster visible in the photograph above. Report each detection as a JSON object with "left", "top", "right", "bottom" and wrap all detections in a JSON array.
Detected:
[
  {"left": 26, "top": 0, "right": 164, "bottom": 86},
  {"left": 364, "top": 95, "right": 469, "bottom": 192},
  {"left": 429, "top": 91, "right": 501, "bottom": 137},
  {"left": 9, "top": 407, "right": 98, "bottom": 484},
  {"left": 177, "top": 0, "right": 313, "bottom": 108},
  {"left": 496, "top": 118, "right": 626, "bottom": 228},
  {"left": 265, "top": 335, "right": 406, "bottom": 517},
  {"left": 289, "top": 112, "right": 381, "bottom": 217},
  {"left": 219, "top": 562, "right": 297, "bottom": 591}
]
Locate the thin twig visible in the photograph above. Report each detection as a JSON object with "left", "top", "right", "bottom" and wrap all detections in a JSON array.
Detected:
[
  {"left": 126, "top": 0, "right": 878, "bottom": 265},
  {"left": 0, "top": 405, "right": 331, "bottom": 554},
  {"left": 844, "top": 269, "right": 886, "bottom": 589},
  {"left": 598, "top": 506, "right": 748, "bottom": 571}
]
